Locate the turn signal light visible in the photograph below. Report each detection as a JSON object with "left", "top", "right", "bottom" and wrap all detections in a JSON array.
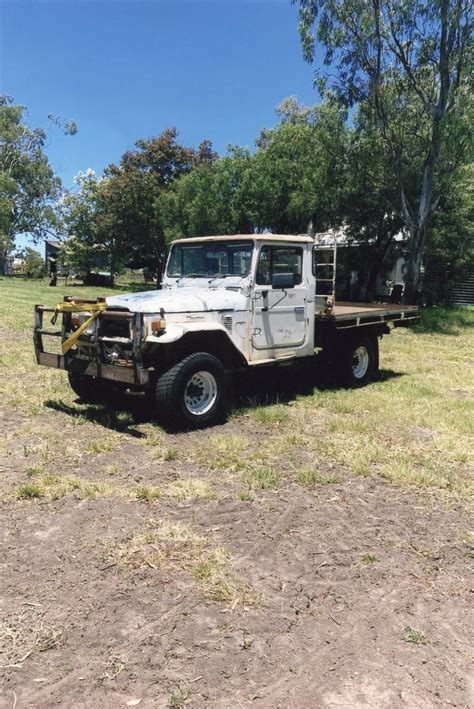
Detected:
[
  {"left": 151, "top": 308, "right": 166, "bottom": 334},
  {"left": 151, "top": 318, "right": 167, "bottom": 333}
]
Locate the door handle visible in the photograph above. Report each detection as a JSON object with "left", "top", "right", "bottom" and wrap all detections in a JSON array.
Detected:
[{"left": 294, "top": 306, "right": 305, "bottom": 314}]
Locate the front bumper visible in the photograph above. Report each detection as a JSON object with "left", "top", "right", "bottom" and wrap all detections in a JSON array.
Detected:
[{"left": 34, "top": 297, "right": 149, "bottom": 386}]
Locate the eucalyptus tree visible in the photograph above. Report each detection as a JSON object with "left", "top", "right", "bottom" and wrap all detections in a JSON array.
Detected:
[{"left": 294, "top": 0, "right": 473, "bottom": 301}]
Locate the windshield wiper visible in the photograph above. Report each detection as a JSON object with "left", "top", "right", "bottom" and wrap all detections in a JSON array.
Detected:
[
  {"left": 178, "top": 273, "right": 209, "bottom": 279},
  {"left": 209, "top": 273, "right": 240, "bottom": 279}
]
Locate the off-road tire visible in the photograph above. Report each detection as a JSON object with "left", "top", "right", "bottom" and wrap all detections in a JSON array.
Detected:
[
  {"left": 68, "top": 371, "right": 125, "bottom": 405},
  {"left": 155, "top": 352, "right": 230, "bottom": 429},
  {"left": 338, "top": 335, "right": 378, "bottom": 388}
]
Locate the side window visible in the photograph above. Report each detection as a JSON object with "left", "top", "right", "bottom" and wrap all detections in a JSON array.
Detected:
[{"left": 256, "top": 246, "right": 303, "bottom": 285}]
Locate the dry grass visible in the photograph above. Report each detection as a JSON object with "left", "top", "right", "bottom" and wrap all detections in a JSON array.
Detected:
[
  {"left": 294, "top": 466, "right": 341, "bottom": 486},
  {"left": 241, "top": 464, "right": 279, "bottom": 490},
  {"left": 114, "top": 520, "right": 205, "bottom": 572},
  {"left": 132, "top": 485, "right": 162, "bottom": 502},
  {"left": 191, "top": 546, "right": 257, "bottom": 605},
  {"left": 1, "top": 278, "right": 472, "bottom": 500},
  {"left": 229, "top": 308, "right": 473, "bottom": 496},
  {"left": 0, "top": 607, "right": 65, "bottom": 666},
  {"left": 201, "top": 433, "right": 250, "bottom": 471},
  {"left": 15, "top": 473, "right": 111, "bottom": 501},
  {"left": 111, "top": 519, "right": 256, "bottom": 605},
  {"left": 164, "top": 478, "right": 216, "bottom": 501}
]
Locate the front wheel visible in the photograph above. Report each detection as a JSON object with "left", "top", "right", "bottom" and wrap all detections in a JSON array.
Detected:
[{"left": 155, "top": 352, "right": 230, "bottom": 429}]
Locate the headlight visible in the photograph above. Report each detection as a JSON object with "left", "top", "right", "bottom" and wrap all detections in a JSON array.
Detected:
[
  {"left": 72, "top": 313, "right": 96, "bottom": 337},
  {"left": 83, "top": 319, "right": 97, "bottom": 336}
]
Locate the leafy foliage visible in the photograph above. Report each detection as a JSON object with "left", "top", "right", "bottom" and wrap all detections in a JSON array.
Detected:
[
  {"left": 424, "top": 162, "right": 474, "bottom": 303},
  {"left": 60, "top": 170, "right": 117, "bottom": 281},
  {"left": 102, "top": 129, "right": 216, "bottom": 283},
  {"left": 294, "top": 0, "right": 473, "bottom": 301},
  {"left": 0, "top": 95, "right": 63, "bottom": 274},
  {"left": 24, "top": 247, "right": 47, "bottom": 278}
]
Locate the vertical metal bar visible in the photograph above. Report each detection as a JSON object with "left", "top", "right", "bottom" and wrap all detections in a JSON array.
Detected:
[
  {"left": 331, "top": 231, "right": 337, "bottom": 310},
  {"left": 33, "top": 305, "right": 44, "bottom": 362},
  {"left": 94, "top": 311, "right": 101, "bottom": 378},
  {"left": 61, "top": 296, "right": 71, "bottom": 358},
  {"left": 132, "top": 312, "right": 143, "bottom": 384}
]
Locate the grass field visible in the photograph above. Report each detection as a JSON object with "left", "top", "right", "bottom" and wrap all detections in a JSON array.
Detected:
[
  {"left": 1, "top": 276, "right": 473, "bottom": 707},
  {"left": 1, "top": 276, "right": 472, "bottom": 495}
]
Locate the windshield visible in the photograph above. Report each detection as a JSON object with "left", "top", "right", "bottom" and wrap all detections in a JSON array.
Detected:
[{"left": 167, "top": 240, "right": 253, "bottom": 278}]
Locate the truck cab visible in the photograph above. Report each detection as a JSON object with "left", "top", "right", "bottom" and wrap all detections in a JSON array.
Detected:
[{"left": 159, "top": 234, "right": 317, "bottom": 363}]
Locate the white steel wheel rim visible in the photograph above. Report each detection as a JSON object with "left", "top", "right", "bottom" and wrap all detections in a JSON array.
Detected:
[
  {"left": 184, "top": 371, "right": 218, "bottom": 416},
  {"left": 352, "top": 346, "right": 369, "bottom": 379}
]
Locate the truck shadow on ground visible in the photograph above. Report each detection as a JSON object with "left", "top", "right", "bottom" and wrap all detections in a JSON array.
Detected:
[
  {"left": 233, "top": 366, "right": 404, "bottom": 408},
  {"left": 43, "top": 367, "right": 404, "bottom": 435},
  {"left": 43, "top": 399, "right": 147, "bottom": 437}
]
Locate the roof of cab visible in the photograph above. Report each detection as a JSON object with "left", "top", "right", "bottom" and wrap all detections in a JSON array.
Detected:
[{"left": 170, "top": 233, "right": 314, "bottom": 245}]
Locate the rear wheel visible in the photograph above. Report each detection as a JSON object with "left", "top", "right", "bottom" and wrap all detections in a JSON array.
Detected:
[
  {"left": 339, "top": 335, "right": 377, "bottom": 388},
  {"left": 155, "top": 352, "right": 230, "bottom": 429}
]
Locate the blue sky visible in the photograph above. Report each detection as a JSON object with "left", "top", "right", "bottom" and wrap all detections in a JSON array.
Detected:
[{"left": 1, "top": 0, "right": 321, "bottom": 193}]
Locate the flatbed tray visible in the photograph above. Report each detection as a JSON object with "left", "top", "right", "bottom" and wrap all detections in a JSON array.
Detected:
[{"left": 316, "top": 302, "right": 420, "bottom": 328}]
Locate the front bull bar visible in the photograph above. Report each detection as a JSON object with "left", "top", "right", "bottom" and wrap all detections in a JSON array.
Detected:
[{"left": 33, "top": 295, "right": 149, "bottom": 386}]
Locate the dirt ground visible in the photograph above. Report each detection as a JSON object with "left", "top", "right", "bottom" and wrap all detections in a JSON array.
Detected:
[{"left": 1, "top": 399, "right": 472, "bottom": 709}]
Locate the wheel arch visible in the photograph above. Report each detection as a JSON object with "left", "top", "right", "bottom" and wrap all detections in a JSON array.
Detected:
[{"left": 145, "top": 328, "right": 247, "bottom": 372}]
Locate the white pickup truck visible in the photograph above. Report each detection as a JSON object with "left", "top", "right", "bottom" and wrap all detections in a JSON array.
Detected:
[{"left": 34, "top": 234, "right": 419, "bottom": 428}]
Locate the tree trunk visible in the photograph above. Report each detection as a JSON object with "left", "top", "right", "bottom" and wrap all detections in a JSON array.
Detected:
[
  {"left": 155, "top": 248, "right": 164, "bottom": 290},
  {"left": 155, "top": 262, "right": 163, "bottom": 290},
  {"left": 366, "top": 263, "right": 381, "bottom": 302},
  {"left": 110, "top": 251, "right": 115, "bottom": 288},
  {"left": 365, "top": 232, "right": 396, "bottom": 302},
  {"left": 403, "top": 223, "right": 427, "bottom": 304}
]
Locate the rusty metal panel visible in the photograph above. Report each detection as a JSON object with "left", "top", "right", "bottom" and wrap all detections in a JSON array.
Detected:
[{"left": 37, "top": 352, "right": 66, "bottom": 370}]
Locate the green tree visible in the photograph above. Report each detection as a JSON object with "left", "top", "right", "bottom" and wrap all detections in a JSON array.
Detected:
[
  {"left": 294, "top": 0, "right": 473, "bottom": 302},
  {"left": 253, "top": 98, "right": 348, "bottom": 233},
  {"left": 24, "top": 247, "right": 46, "bottom": 278},
  {"left": 160, "top": 146, "right": 258, "bottom": 240},
  {"left": 424, "top": 162, "right": 474, "bottom": 303},
  {"left": 341, "top": 105, "right": 405, "bottom": 300},
  {"left": 60, "top": 170, "right": 120, "bottom": 285},
  {"left": 102, "top": 129, "right": 216, "bottom": 285},
  {"left": 165, "top": 98, "right": 349, "bottom": 240},
  {"left": 0, "top": 95, "right": 75, "bottom": 275}
]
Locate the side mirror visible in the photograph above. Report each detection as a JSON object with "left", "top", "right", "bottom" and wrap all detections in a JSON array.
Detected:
[{"left": 272, "top": 272, "right": 295, "bottom": 289}]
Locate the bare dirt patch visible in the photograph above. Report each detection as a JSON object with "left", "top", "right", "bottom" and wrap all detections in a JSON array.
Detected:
[
  {"left": 1, "top": 412, "right": 472, "bottom": 708},
  {"left": 0, "top": 284, "right": 473, "bottom": 707}
]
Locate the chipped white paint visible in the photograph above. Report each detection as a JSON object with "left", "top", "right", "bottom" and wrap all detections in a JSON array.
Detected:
[{"left": 106, "top": 285, "right": 248, "bottom": 314}]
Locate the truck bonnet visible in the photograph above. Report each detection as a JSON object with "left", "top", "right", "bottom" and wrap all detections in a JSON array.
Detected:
[{"left": 106, "top": 287, "right": 247, "bottom": 314}]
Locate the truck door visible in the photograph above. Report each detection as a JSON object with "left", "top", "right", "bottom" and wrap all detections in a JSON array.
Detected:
[{"left": 251, "top": 244, "right": 307, "bottom": 351}]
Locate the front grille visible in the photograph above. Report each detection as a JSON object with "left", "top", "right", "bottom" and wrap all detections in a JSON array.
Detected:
[{"left": 99, "top": 316, "right": 130, "bottom": 339}]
